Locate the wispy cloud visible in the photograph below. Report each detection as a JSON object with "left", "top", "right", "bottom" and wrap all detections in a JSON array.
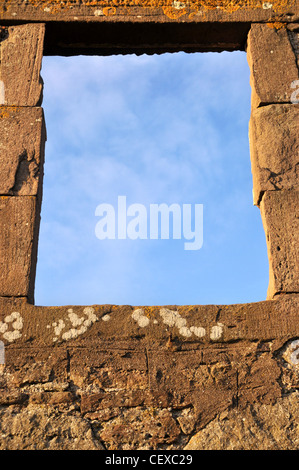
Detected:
[{"left": 35, "top": 51, "right": 268, "bottom": 307}]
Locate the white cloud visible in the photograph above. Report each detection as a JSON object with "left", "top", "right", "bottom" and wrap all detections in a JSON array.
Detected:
[{"left": 35, "top": 51, "right": 268, "bottom": 307}]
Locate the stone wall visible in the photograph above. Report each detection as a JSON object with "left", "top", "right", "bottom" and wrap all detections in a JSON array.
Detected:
[{"left": 0, "top": 1, "right": 298, "bottom": 451}]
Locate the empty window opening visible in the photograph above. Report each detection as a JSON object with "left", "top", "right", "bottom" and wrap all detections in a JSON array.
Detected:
[{"left": 35, "top": 51, "right": 269, "bottom": 307}]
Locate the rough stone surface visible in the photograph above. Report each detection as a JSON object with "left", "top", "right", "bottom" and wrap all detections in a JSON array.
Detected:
[
  {"left": 0, "top": 197, "right": 40, "bottom": 300},
  {"left": 185, "top": 392, "right": 299, "bottom": 450},
  {"left": 0, "top": 0, "right": 298, "bottom": 24},
  {"left": 0, "top": 407, "right": 105, "bottom": 450},
  {"left": 260, "top": 191, "right": 299, "bottom": 299},
  {"left": 0, "top": 107, "right": 46, "bottom": 196},
  {"left": 249, "top": 104, "right": 299, "bottom": 206},
  {"left": 247, "top": 24, "right": 299, "bottom": 108},
  {"left": 0, "top": 297, "right": 297, "bottom": 449},
  {"left": 0, "top": 24, "right": 45, "bottom": 106},
  {"left": 0, "top": 2, "right": 298, "bottom": 453},
  {"left": 98, "top": 407, "right": 181, "bottom": 450},
  {"left": 0, "top": 298, "right": 298, "bottom": 348}
]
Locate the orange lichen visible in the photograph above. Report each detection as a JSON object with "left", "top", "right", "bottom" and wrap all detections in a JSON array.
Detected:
[
  {"left": 266, "top": 21, "right": 287, "bottom": 29},
  {"left": 162, "top": 5, "right": 188, "bottom": 19},
  {"left": 0, "top": 0, "right": 296, "bottom": 19},
  {"left": 140, "top": 306, "right": 162, "bottom": 318},
  {"left": 102, "top": 5, "right": 117, "bottom": 15},
  {"left": 0, "top": 106, "right": 20, "bottom": 120}
]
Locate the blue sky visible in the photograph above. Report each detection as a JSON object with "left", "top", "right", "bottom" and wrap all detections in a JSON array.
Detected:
[{"left": 35, "top": 51, "right": 269, "bottom": 307}]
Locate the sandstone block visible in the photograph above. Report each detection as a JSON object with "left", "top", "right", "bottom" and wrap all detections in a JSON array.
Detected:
[
  {"left": 70, "top": 348, "right": 148, "bottom": 390},
  {"left": 0, "top": 407, "right": 104, "bottom": 450},
  {"left": 28, "top": 391, "right": 74, "bottom": 406},
  {"left": 148, "top": 349, "right": 237, "bottom": 428},
  {"left": 1, "top": 1, "right": 299, "bottom": 24},
  {"left": 0, "top": 297, "right": 298, "bottom": 348},
  {"left": 260, "top": 191, "right": 299, "bottom": 299},
  {"left": 184, "top": 392, "right": 299, "bottom": 450},
  {"left": 4, "top": 347, "right": 68, "bottom": 385},
  {"left": 247, "top": 24, "right": 299, "bottom": 108},
  {"left": 249, "top": 104, "right": 299, "bottom": 206},
  {"left": 0, "top": 107, "right": 46, "bottom": 196},
  {"left": 0, "top": 24, "right": 45, "bottom": 106},
  {"left": 99, "top": 407, "right": 181, "bottom": 450},
  {"left": 0, "top": 196, "right": 40, "bottom": 300}
]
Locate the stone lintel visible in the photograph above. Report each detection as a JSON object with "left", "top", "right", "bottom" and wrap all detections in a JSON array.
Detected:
[
  {"left": 0, "top": 296, "right": 298, "bottom": 348},
  {"left": 0, "top": 0, "right": 298, "bottom": 24}
]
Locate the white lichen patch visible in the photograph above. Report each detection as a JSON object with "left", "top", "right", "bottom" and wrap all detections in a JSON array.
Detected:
[
  {"left": 47, "top": 307, "right": 98, "bottom": 343},
  {"left": 262, "top": 2, "right": 273, "bottom": 9},
  {"left": 210, "top": 323, "right": 224, "bottom": 341},
  {"left": 159, "top": 308, "right": 206, "bottom": 339},
  {"left": 0, "top": 312, "right": 23, "bottom": 343},
  {"left": 132, "top": 309, "right": 150, "bottom": 328},
  {"left": 172, "top": 1, "right": 186, "bottom": 9},
  {"left": 178, "top": 326, "right": 193, "bottom": 338},
  {"left": 102, "top": 314, "right": 111, "bottom": 322},
  {"left": 132, "top": 307, "right": 226, "bottom": 341},
  {"left": 190, "top": 326, "right": 206, "bottom": 338},
  {"left": 52, "top": 319, "right": 66, "bottom": 338},
  {"left": 283, "top": 339, "right": 299, "bottom": 366},
  {"left": 160, "top": 308, "right": 183, "bottom": 328},
  {"left": 94, "top": 9, "right": 104, "bottom": 15}
]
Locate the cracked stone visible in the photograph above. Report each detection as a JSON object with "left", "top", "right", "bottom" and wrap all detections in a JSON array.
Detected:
[
  {"left": 249, "top": 104, "right": 299, "bottom": 206},
  {"left": 0, "top": 107, "right": 46, "bottom": 196}
]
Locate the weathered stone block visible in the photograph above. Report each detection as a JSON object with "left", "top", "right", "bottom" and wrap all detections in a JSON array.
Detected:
[
  {"left": 99, "top": 407, "right": 181, "bottom": 450},
  {"left": 1, "top": 1, "right": 299, "bottom": 25},
  {"left": 287, "top": 24, "right": 299, "bottom": 68},
  {"left": 247, "top": 24, "right": 299, "bottom": 108},
  {"left": 0, "top": 24, "right": 45, "bottom": 106},
  {"left": 3, "top": 347, "right": 68, "bottom": 386},
  {"left": 0, "top": 107, "right": 46, "bottom": 196},
  {"left": 260, "top": 191, "right": 299, "bottom": 299},
  {"left": 0, "top": 196, "right": 40, "bottom": 300},
  {"left": 148, "top": 348, "right": 237, "bottom": 430},
  {"left": 0, "top": 298, "right": 298, "bottom": 348},
  {"left": 185, "top": 393, "right": 299, "bottom": 450},
  {"left": 249, "top": 104, "right": 299, "bottom": 206},
  {"left": 70, "top": 348, "right": 148, "bottom": 391},
  {"left": 148, "top": 349, "right": 234, "bottom": 394},
  {"left": 0, "top": 407, "right": 104, "bottom": 450}
]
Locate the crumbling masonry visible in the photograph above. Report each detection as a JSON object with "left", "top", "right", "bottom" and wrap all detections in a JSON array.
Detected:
[{"left": 0, "top": 0, "right": 298, "bottom": 450}]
